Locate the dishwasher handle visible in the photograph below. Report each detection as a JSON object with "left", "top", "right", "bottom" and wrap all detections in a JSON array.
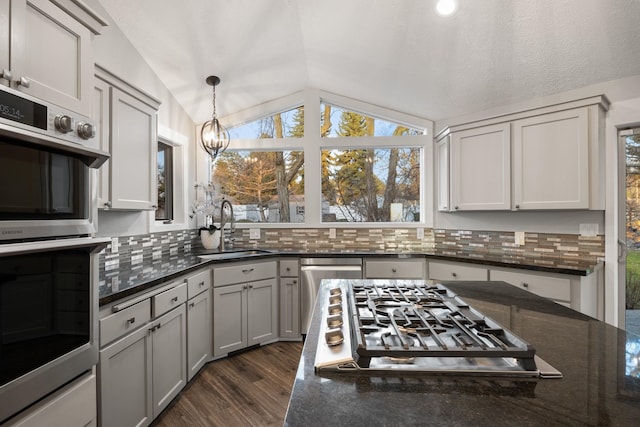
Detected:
[{"left": 301, "top": 265, "right": 363, "bottom": 272}]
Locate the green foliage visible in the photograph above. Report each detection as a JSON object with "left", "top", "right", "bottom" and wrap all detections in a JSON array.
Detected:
[{"left": 628, "top": 251, "right": 640, "bottom": 309}]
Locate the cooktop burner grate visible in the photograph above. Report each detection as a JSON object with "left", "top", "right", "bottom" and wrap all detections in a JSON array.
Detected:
[{"left": 349, "top": 282, "right": 536, "bottom": 369}]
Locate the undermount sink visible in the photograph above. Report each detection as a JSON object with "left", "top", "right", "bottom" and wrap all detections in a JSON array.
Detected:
[{"left": 198, "top": 249, "right": 271, "bottom": 261}]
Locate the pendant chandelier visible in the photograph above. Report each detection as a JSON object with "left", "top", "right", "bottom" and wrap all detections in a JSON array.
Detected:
[{"left": 200, "top": 75, "right": 230, "bottom": 161}]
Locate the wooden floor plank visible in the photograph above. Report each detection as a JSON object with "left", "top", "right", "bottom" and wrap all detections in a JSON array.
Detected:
[{"left": 151, "top": 341, "right": 302, "bottom": 427}]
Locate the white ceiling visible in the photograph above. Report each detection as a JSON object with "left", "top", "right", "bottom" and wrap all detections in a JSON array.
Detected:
[{"left": 98, "top": 0, "right": 640, "bottom": 125}]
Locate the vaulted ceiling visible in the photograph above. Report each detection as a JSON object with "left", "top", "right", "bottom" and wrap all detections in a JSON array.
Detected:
[{"left": 98, "top": 0, "right": 640, "bottom": 125}]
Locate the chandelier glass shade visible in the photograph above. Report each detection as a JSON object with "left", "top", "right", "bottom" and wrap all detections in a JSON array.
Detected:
[{"left": 200, "top": 75, "right": 230, "bottom": 160}]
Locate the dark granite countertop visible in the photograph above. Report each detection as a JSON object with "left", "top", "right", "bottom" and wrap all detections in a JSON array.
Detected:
[
  {"left": 284, "top": 280, "right": 640, "bottom": 426},
  {"left": 99, "top": 249, "right": 602, "bottom": 306}
]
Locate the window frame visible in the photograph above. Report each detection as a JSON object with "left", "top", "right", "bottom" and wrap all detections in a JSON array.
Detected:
[
  {"left": 151, "top": 130, "right": 188, "bottom": 232},
  {"left": 156, "top": 140, "right": 174, "bottom": 221},
  {"left": 200, "top": 89, "right": 434, "bottom": 228}
]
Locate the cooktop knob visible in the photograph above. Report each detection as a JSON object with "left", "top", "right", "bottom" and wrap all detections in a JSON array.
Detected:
[
  {"left": 77, "top": 122, "right": 96, "bottom": 139},
  {"left": 54, "top": 114, "right": 73, "bottom": 133}
]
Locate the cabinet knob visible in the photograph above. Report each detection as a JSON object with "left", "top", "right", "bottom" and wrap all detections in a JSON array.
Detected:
[
  {"left": 189, "top": 302, "right": 195, "bottom": 308},
  {"left": 452, "top": 272, "right": 458, "bottom": 278},
  {"left": 54, "top": 114, "right": 74, "bottom": 133},
  {"left": 522, "top": 282, "right": 529, "bottom": 288},
  {"left": 515, "top": 204, "right": 520, "bottom": 209},
  {"left": 454, "top": 206, "right": 459, "bottom": 210},
  {"left": 392, "top": 268, "right": 397, "bottom": 273},
  {"left": 293, "top": 280, "right": 297, "bottom": 284},
  {"left": 16, "top": 76, "right": 30, "bottom": 88},
  {"left": 127, "top": 317, "right": 135, "bottom": 325},
  {"left": 242, "top": 268, "right": 254, "bottom": 274},
  {"left": 0, "top": 69, "right": 12, "bottom": 81},
  {"left": 243, "top": 285, "right": 248, "bottom": 289},
  {"left": 248, "top": 284, "right": 254, "bottom": 289},
  {"left": 171, "top": 296, "right": 178, "bottom": 303},
  {"left": 199, "top": 281, "right": 205, "bottom": 287},
  {"left": 152, "top": 204, "right": 158, "bottom": 209},
  {"left": 104, "top": 201, "right": 112, "bottom": 208},
  {"left": 77, "top": 122, "right": 96, "bottom": 139}
]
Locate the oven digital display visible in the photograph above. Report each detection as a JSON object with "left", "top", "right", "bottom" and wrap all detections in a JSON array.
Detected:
[{"left": 0, "top": 90, "right": 47, "bottom": 130}]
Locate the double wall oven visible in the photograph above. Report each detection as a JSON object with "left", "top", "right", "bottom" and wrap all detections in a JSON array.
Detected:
[{"left": 0, "top": 84, "right": 109, "bottom": 423}]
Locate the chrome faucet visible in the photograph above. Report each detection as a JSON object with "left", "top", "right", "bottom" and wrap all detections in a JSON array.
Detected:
[{"left": 220, "top": 199, "right": 235, "bottom": 251}]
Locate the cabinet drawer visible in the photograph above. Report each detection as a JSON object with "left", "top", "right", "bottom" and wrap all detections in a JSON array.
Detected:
[
  {"left": 364, "top": 260, "right": 425, "bottom": 279},
  {"left": 153, "top": 282, "right": 187, "bottom": 317},
  {"left": 280, "top": 259, "right": 299, "bottom": 277},
  {"left": 100, "top": 300, "right": 151, "bottom": 347},
  {"left": 214, "top": 261, "right": 277, "bottom": 287},
  {"left": 187, "top": 269, "right": 211, "bottom": 299},
  {"left": 490, "top": 269, "right": 571, "bottom": 302},
  {"left": 428, "top": 261, "right": 488, "bottom": 281}
]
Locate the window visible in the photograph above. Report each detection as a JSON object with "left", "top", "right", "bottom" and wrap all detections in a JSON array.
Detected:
[
  {"left": 206, "top": 91, "right": 431, "bottom": 226},
  {"left": 156, "top": 141, "right": 174, "bottom": 221},
  {"left": 228, "top": 106, "right": 304, "bottom": 139},
  {"left": 212, "top": 150, "right": 304, "bottom": 223},
  {"left": 321, "top": 148, "right": 421, "bottom": 222},
  {"left": 320, "top": 103, "right": 424, "bottom": 137}
]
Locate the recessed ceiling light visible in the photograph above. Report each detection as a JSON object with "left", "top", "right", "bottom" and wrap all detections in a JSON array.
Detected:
[{"left": 436, "top": 0, "right": 458, "bottom": 17}]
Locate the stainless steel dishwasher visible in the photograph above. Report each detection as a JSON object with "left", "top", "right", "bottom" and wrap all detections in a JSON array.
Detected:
[{"left": 300, "top": 257, "right": 362, "bottom": 335}]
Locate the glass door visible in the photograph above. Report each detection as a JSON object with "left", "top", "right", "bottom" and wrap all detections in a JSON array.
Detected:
[{"left": 624, "top": 128, "right": 640, "bottom": 336}]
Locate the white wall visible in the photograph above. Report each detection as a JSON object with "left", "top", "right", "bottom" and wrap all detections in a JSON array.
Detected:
[{"left": 85, "top": 0, "right": 197, "bottom": 237}]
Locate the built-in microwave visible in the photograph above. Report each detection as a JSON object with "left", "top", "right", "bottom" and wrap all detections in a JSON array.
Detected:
[{"left": 0, "top": 85, "right": 108, "bottom": 242}]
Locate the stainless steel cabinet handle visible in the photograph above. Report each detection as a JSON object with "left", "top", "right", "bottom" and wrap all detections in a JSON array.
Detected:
[
  {"left": 1, "top": 69, "right": 12, "bottom": 81},
  {"left": 17, "top": 76, "right": 30, "bottom": 88}
]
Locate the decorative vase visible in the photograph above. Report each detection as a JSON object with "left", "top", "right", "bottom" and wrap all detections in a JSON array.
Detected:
[{"left": 200, "top": 229, "right": 221, "bottom": 250}]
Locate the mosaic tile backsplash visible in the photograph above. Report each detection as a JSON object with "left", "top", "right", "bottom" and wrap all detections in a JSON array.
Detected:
[{"left": 98, "top": 227, "right": 605, "bottom": 270}]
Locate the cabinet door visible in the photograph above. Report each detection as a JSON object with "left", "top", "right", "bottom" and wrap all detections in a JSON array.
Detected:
[
  {"left": 513, "top": 108, "right": 589, "bottom": 209},
  {"left": 152, "top": 304, "right": 187, "bottom": 418},
  {"left": 94, "top": 77, "right": 111, "bottom": 209},
  {"left": 11, "top": 0, "right": 92, "bottom": 114},
  {"left": 110, "top": 86, "right": 158, "bottom": 210},
  {"left": 247, "top": 278, "right": 277, "bottom": 346},
  {"left": 436, "top": 137, "right": 450, "bottom": 211},
  {"left": 187, "top": 289, "right": 212, "bottom": 381},
  {"left": 450, "top": 123, "right": 511, "bottom": 211},
  {"left": 99, "top": 325, "right": 153, "bottom": 427},
  {"left": 213, "top": 283, "right": 247, "bottom": 356},
  {"left": 0, "top": 1, "right": 9, "bottom": 82},
  {"left": 279, "top": 278, "right": 299, "bottom": 339},
  {"left": 490, "top": 269, "right": 571, "bottom": 304}
]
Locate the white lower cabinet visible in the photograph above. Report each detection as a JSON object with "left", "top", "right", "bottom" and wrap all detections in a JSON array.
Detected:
[
  {"left": 364, "top": 258, "right": 426, "bottom": 279},
  {"left": 98, "top": 283, "right": 188, "bottom": 427},
  {"left": 428, "top": 261, "right": 489, "bottom": 281},
  {"left": 279, "top": 259, "right": 300, "bottom": 339},
  {"left": 213, "top": 261, "right": 278, "bottom": 357},
  {"left": 186, "top": 268, "right": 212, "bottom": 382},
  {"left": 489, "top": 268, "right": 601, "bottom": 318},
  {"left": 7, "top": 372, "right": 97, "bottom": 427}
]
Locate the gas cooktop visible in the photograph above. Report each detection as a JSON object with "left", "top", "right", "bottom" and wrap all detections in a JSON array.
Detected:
[{"left": 314, "top": 279, "right": 562, "bottom": 378}]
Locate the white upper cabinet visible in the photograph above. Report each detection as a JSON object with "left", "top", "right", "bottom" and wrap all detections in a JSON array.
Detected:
[
  {"left": 450, "top": 123, "right": 511, "bottom": 211},
  {"left": 512, "top": 108, "right": 588, "bottom": 210},
  {"left": 94, "top": 66, "right": 160, "bottom": 211},
  {"left": 437, "top": 96, "right": 608, "bottom": 211},
  {"left": 436, "top": 136, "right": 450, "bottom": 211},
  {"left": 0, "top": 0, "right": 95, "bottom": 115}
]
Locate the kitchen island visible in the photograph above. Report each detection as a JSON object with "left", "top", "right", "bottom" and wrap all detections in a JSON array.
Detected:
[{"left": 284, "top": 280, "right": 640, "bottom": 426}]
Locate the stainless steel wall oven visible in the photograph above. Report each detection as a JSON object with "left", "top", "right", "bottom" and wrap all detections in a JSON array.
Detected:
[{"left": 0, "top": 84, "right": 109, "bottom": 422}]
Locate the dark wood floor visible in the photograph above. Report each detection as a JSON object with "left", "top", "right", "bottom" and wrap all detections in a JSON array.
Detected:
[{"left": 151, "top": 341, "right": 303, "bottom": 427}]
